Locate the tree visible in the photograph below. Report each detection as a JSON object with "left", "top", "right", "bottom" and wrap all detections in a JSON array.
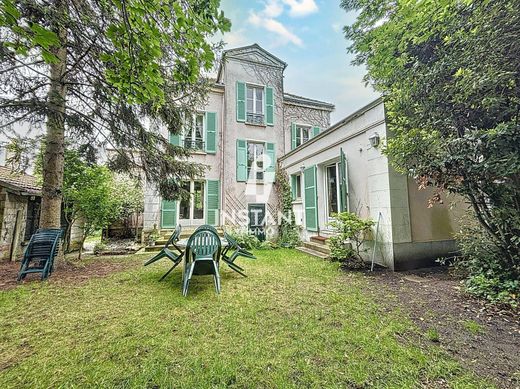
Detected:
[
  {"left": 0, "top": 0, "right": 230, "bottom": 228},
  {"left": 68, "top": 164, "right": 119, "bottom": 259},
  {"left": 342, "top": 1, "right": 520, "bottom": 292},
  {"left": 110, "top": 172, "right": 144, "bottom": 239}
]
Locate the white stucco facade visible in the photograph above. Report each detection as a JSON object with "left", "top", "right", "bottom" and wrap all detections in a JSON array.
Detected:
[{"left": 279, "top": 99, "right": 463, "bottom": 270}]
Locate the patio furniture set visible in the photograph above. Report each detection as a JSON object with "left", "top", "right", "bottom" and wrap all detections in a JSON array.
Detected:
[{"left": 144, "top": 225, "right": 256, "bottom": 296}]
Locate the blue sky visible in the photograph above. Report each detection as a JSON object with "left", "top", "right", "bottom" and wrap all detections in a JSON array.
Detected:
[{"left": 217, "top": 0, "right": 380, "bottom": 123}]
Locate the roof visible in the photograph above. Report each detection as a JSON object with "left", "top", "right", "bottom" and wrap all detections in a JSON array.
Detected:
[
  {"left": 0, "top": 166, "right": 41, "bottom": 195},
  {"left": 216, "top": 43, "right": 288, "bottom": 83},
  {"left": 283, "top": 92, "right": 335, "bottom": 111}
]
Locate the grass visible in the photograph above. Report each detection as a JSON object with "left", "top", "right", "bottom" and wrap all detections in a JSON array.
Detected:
[
  {"left": 462, "top": 319, "right": 485, "bottom": 335},
  {"left": 0, "top": 249, "right": 491, "bottom": 388}
]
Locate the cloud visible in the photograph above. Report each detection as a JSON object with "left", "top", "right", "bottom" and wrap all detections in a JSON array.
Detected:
[
  {"left": 222, "top": 29, "right": 250, "bottom": 47},
  {"left": 264, "top": 0, "right": 284, "bottom": 18},
  {"left": 248, "top": 9, "right": 303, "bottom": 47},
  {"left": 282, "top": 0, "right": 318, "bottom": 17}
]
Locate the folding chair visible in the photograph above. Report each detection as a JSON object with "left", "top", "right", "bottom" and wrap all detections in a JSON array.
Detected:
[
  {"left": 17, "top": 228, "right": 62, "bottom": 281},
  {"left": 221, "top": 231, "right": 256, "bottom": 277},
  {"left": 144, "top": 225, "right": 184, "bottom": 281}
]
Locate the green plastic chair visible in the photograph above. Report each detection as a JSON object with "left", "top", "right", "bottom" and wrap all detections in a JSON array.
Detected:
[
  {"left": 17, "top": 228, "right": 62, "bottom": 281},
  {"left": 144, "top": 225, "right": 184, "bottom": 281},
  {"left": 182, "top": 229, "right": 222, "bottom": 296},
  {"left": 221, "top": 231, "right": 256, "bottom": 277},
  {"left": 194, "top": 224, "right": 218, "bottom": 234}
]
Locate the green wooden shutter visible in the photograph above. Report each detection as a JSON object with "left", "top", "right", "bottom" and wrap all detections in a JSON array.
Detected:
[
  {"left": 312, "top": 126, "right": 320, "bottom": 138},
  {"left": 291, "top": 123, "right": 297, "bottom": 150},
  {"left": 290, "top": 175, "right": 297, "bottom": 200},
  {"left": 339, "top": 148, "right": 349, "bottom": 212},
  {"left": 161, "top": 200, "right": 177, "bottom": 228},
  {"left": 205, "top": 112, "right": 217, "bottom": 154},
  {"left": 169, "top": 132, "right": 180, "bottom": 146},
  {"left": 236, "top": 81, "right": 246, "bottom": 122},
  {"left": 265, "top": 86, "right": 274, "bottom": 126},
  {"left": 205, "top": 180, "right": 220, "bottom": 226},
  {"left": 265, "top": 142, "right": 275, "bottom": 183},
  {"left": 236, "top": 139, "right": 247, "bottom": 182},
  {"left": 304, "top": 166, "right": 318, "bottom": 232}
]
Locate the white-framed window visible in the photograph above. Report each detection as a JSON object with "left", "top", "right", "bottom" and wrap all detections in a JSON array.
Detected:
[
  {"left": 295, "top": 174, "right": 302, "bottom": 199},
  {"left": 184, "top": 113, "right": 204, "bottom": 150},
  {"left": 246, "top": 85, "right": 264, "bottom": 124},
  {"left": 179, "top": 180, "right": 205, "bottom": 221},
  {"left": 247, "top": 142, "right": 265, "bottom": 181},
  {"left": 326, "top": 163, "right": 340, "bottom": 218},
  {"left": 295, "top": 125, "right": 310, "bottom": 148}
]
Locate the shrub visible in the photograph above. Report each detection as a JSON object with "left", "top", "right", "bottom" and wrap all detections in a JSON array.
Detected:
[
  {"left": 225, "top": 228, "right": 261, "bottom": 250},
  {"left": 93, "top": 241, "right": 107, "bottom": 255},
  {"left": 454, "top": 215, "right": 519, "bottom": 308},
  {"left": 274, "top": 167, "right": 301, "bottom": 248},
  {"left": 328, "top": 212, "right": 374, "bottom": 268}
]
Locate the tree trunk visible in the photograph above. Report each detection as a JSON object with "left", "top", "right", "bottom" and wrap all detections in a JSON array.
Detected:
[
  {"left": 40, "top": 0, "right": 68, "bottom": 228},
  {"left": 78, "top": 233, "right": 87, "bottom": 260}
]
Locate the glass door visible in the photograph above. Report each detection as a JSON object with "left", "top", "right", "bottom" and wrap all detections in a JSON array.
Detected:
[
  {"left": 326, "top": 164, "right": 340, "bottom": 220},
  {"left": 179, "top": 181, "right": 205, "bottom": 227}
]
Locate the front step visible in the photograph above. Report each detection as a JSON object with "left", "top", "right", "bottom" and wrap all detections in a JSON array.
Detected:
[
  {"left": 302, "top": 241, "right": 330, "bottom": 255},
  {"left": 296, "top": 246, "right": 329, "bottom": 259},
  {"left": 310, "top": 235, "right": 329, "bottom": 244}
]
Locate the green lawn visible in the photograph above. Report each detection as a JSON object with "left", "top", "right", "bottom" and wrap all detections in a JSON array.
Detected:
[{"left": 0, "top": 249, "right": 490, "bottom": 388}]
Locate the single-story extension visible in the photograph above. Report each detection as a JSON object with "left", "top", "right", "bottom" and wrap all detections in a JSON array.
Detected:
[{"left": 279, "top": 98, "right": 465, "bottom": 270}]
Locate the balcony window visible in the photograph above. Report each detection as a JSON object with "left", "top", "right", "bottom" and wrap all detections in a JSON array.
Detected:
[
  {"left": 246, "top": 85, "right": 264, "bottom": 125},
  {"left": 184, "top": 113, "right": 205, "bottom": 150},
  {"left": 247, "top": 142, "right": 265, "bottom": 181}
]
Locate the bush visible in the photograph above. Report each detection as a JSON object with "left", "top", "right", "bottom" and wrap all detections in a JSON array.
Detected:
[
  {"left": 328, "top": 212, "right": 374, "bottom": 268},
  {"left": 274, "top": 168, "right": 301, "bottom": 248},
  {"left": 225, "top": 227, "right": 278, "bottom": 251},
  {"left": 454, "top": 216, "right": 519, "bottom": 308}
]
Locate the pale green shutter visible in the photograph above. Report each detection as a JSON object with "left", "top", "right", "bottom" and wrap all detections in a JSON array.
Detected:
[
  {"left": 265, "top": 86, "right": 274, "bottom": 126},
  {"left": 236, "top": 139, "right": 247, "bottom": 182},
  {"left": 290, "top": 175, "right": 297, "bottom": 200},
  {"left": 291, "top": 123, "right": 297, "bottom": 150},
  {"left": 312, "top": 127, "right": 320, "bottom": 138},
  {"left": 161, "top": 200, "right": 177, "bottom": 228},
  {"left": 304, "top": 166, "right": 318, "bottom": 232},
  {"left": 339, "top": 148, "right": 349, "bottom": 212},
  {"left": 169, "top": 132, "right": 180, "bottom": 146},
  {"left": 236, "top": 81, "right": 246, "bottom": 122},
  {"left": 206, "top": 180, "right": 220, "bottom": 226},
  {"left": 265, "top": 142, "right": 275, "bottom": 183},
  {"left": 205, "top": 112, "right": 217, "bottom": 153}
]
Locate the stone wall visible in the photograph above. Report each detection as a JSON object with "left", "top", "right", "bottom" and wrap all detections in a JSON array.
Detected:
[{"left": 0, "top": 190, "right": 28, "bottom": 261}]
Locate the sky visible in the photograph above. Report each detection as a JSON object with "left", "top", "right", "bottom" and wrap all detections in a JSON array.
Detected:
[{"left": 217, "top": 0, "right": 380, "bottom": 123}]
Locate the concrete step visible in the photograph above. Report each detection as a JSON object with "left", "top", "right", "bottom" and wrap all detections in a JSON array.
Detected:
[
  {"left": 302, "top": 241, "right": 331, "bottom": 255},
  {"left": 296, "top": 246, "right": 329, "bottom": 259},
  {"left": 310, "top": 235, "right": 329, "bottom": 244},
  {"left": 144, "top": 245, "right": 162, "bottom": 252}
]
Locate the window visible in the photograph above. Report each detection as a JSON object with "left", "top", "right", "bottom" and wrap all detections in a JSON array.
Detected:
[
  {"left": 295, "top": 125, "right": 310, "bottom": 148},
  {"left": 184, "top": 113, "right": 204, "bottom": 150},
  {"left": 246, "top": 85, "right": 264, "bottom": 124},
  {"left": 179, "top": 180, "right": 205, "bottom": 221},
  {"left": 247, "top": 142, "right": 265, "bottom": 181},
  {"left": 326, "top": 164, "right": 340, "bottom": 218},
  {"left": 295, "top": 174, "right": 302, "bottom": 199}
]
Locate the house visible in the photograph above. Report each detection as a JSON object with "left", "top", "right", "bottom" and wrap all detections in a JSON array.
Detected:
[
  {"left": 143, "top": 44, "right": 334, "bottom": 237},
  {"left": 0, "top": 166, "right": 41, "bottom": 261},
  {"left": 279, "top": 98, "right": 464, "bottom": 270},
  {"left": 143, "top": 43, "right": 462, "bottom": 269}
]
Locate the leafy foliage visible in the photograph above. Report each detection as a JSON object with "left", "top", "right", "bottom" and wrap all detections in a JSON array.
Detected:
[
  {"left": 328, "top": 212, "right": 374, "bottom": 268},
  {"left": 343, "top": 0, "right": 520, "bottom": 297},
  {"left": 225, "top": 227, "right": 261, "bottom": 251},
  {"left": 0, "top": 0, "right": 230, "bottom": 227},
  {"left": 274, "top": 167, "right": 300, "bottom": 248}
]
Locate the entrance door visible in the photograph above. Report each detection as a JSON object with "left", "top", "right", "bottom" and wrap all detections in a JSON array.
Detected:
[
  {"left": 179, "top": 181, "right": 205, "bottom": 227},
  {"left": 248, "top": 203, "right": 266, "bottom": 241}
]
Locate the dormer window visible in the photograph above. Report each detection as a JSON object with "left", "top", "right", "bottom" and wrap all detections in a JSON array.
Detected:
[{"left": 246, "top": 85, "right": 264, "bottom": 125}]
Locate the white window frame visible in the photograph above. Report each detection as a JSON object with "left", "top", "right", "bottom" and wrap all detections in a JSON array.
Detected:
[
  {"left": 295, "top": 174, "right": 302, "bottom": 200},
  {"left": 178, "top": 180, "right": 205, "bottom": 224},
  {"left": 246, "top": 141, "right": 265, "bottom": 181},
  {"left": 295, "top": 125, "right": 311, "bottom": 148},
  {"left": 246, "top": 84, "right": 265, "bottom": 125},
  {"left": 325, "top": 163, "right": 341, "bottom": 220},
  {"left": 183, "top": 112, "right": 205, "bottom": 150}
]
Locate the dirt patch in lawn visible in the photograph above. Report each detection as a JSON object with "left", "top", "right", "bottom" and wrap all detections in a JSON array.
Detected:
[
  {"left": 362, "top": 267, "right": 520, "bottom": 389},
  {"left": 0, "top": 256, "right": 142, "bottom": 291}
]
